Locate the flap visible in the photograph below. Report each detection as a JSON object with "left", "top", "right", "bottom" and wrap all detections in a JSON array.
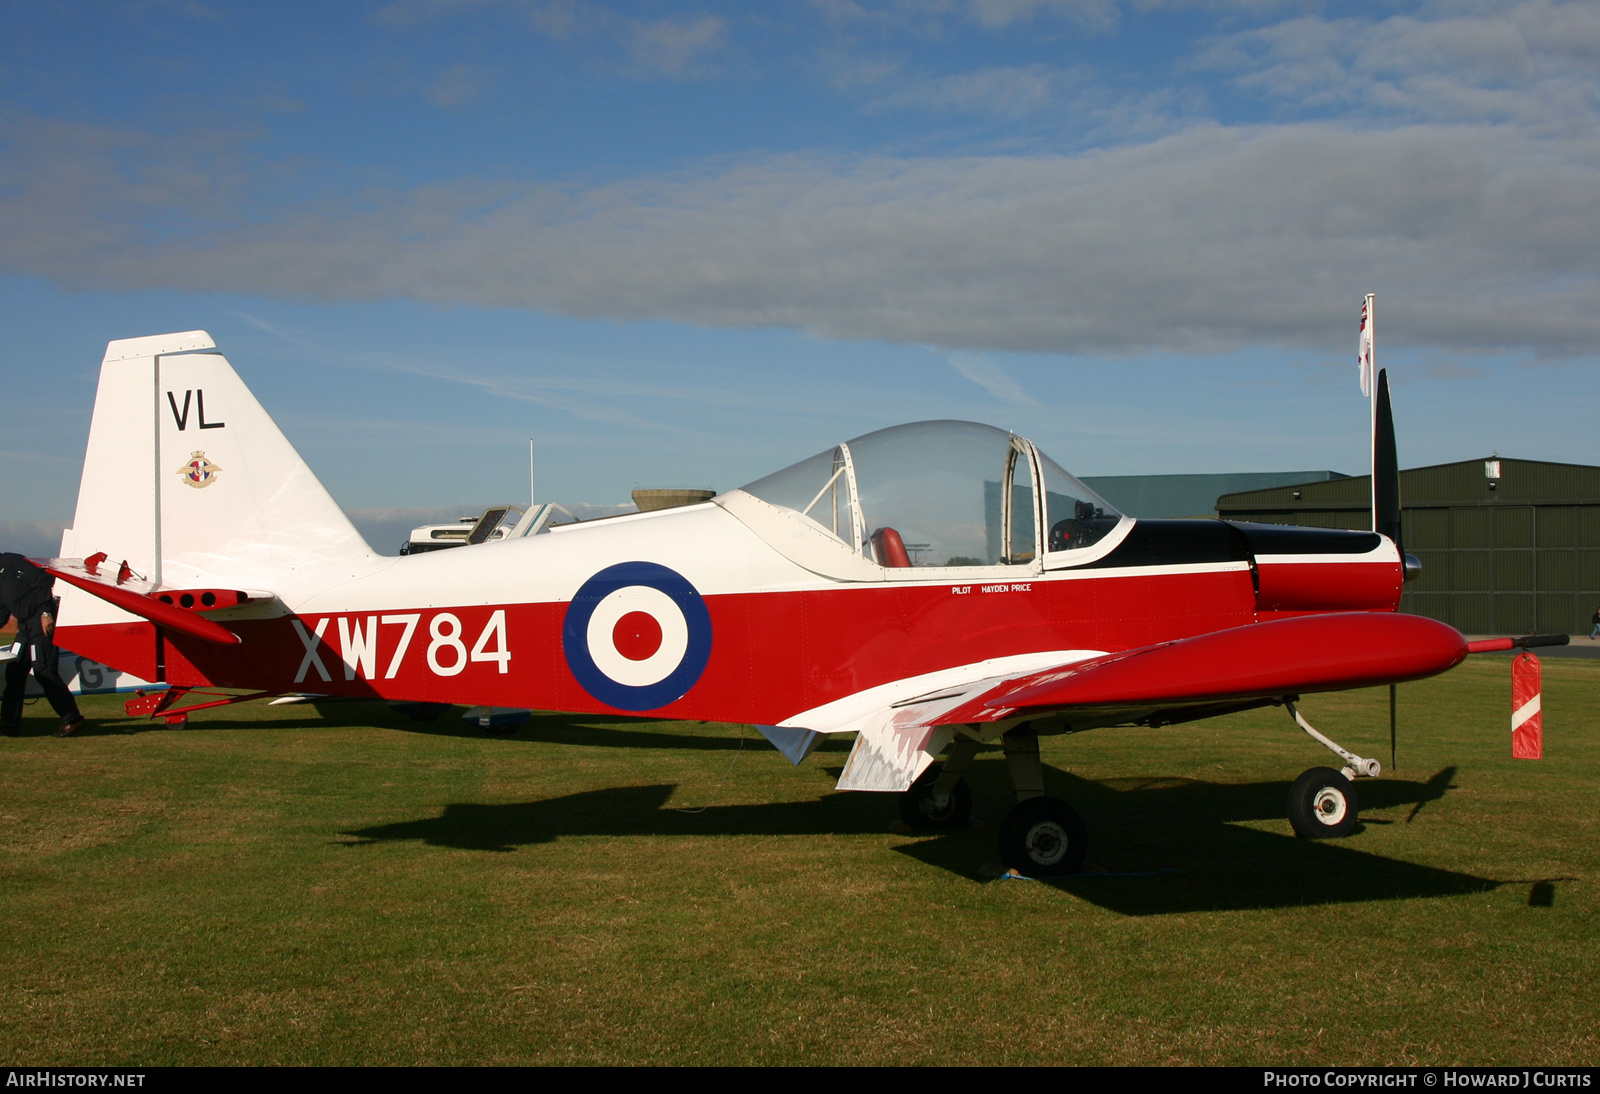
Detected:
[
  {"left": 768, "top": 649, "right": 1104, "bottom": 793},
  {"left": 837, "top": 721, "right": 955, "bottom": 793},
  {"left": 833, "top": 674, "right": 1030, "bottom": 792}
]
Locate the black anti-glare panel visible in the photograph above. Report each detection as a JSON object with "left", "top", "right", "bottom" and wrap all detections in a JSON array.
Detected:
[{"left": 1228, "top": 522, "right": 1384, "bottom": 555}]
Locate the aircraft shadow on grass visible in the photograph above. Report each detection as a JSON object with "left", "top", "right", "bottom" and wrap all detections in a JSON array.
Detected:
[
  {"left": 105, "top": 703, "right": 763, "bottom": 751},
  {"left": 388, "top": 711, "right": 772, "bottom": 751},
  {"left": 378, "top": 709, "right": 851, "bottom": 753},
  {"left": 341, "top": 764, "right": 1496, "bottom": 916},
  {"left": 93, "top": 703, "right": 760, "bottom": 751},
  {"left": 103, "top": 702, "right": 1496, "bottom": 915}
]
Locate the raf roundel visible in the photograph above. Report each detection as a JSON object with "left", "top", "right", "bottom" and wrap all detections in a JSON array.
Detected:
[{"left": 562, "top": 562, "right": 713, "bottom": 712}]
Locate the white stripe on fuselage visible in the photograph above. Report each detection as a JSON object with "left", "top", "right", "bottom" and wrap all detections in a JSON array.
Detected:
[
  {"left": 777, "top": 649, "right": 1107, "bottom": 734},
  {"left": 284, "top": 502, "right": 1265, "bottom": 620}
]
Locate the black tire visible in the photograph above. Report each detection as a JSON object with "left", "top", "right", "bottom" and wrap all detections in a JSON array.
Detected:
[
  {"left": 897, "top": 764, "right": 973, "bottom": 830},
  {"left": 1287, "top": 766, "right": 1360, "bottom": 839},
  {"left": 997, "top": 796, "right": 1087, "bottom": 877},
  {"left": 484, "top": 722, "right": 519, "bottom": 736}
]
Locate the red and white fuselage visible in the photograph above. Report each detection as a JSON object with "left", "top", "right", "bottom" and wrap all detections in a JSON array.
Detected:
[{"left": 49, "top": 331, "right": 1463, "bottom": 793}]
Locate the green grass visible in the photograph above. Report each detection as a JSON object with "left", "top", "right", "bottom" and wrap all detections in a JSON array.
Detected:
[{"left": 1, "top": 657, "right": 1596, "bottom": 1065}]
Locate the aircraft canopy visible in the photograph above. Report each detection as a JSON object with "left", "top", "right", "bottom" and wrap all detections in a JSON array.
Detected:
[{"left": 739, "top": 420, "right": 1120, "bottom": 569}]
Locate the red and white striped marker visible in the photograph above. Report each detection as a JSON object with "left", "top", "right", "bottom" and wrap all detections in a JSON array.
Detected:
[{"left": 1511, "top": 651, "right": 1542, "bottom": 760}]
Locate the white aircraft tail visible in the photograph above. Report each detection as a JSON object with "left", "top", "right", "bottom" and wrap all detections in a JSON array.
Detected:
[{"left": 61, "top": 331, "right": 377, "bottom": 594}]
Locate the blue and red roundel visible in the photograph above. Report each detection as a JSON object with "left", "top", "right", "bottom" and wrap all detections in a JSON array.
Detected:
[{"left": 562, "top": 562, "right": 713, "bottom": 711}]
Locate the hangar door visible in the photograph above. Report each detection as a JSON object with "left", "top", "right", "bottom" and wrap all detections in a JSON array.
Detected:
[{"left": 1394, "top": 504, "right": 1599, "bottom": 634}]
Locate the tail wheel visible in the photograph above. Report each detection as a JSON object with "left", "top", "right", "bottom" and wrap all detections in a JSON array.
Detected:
[
  {"left": 897, "top": 763, "right": 973, "bottom": 830},
  {"left": 1287, "top": 766, "right": 1360, "bottom": 839},
  {"left": 998, "top": 796, "right": 1087, "bottom": 877}
]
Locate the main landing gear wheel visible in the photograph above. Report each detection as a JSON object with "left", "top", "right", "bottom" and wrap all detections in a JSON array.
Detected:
[
  {"left": 897, "top": 763, "right": 973, "bottom": 830},
  {"left": 1287, "top": 766, "right": 1360, "bottom": 839},
  {"left": 998, "top": 796, "right": 1087, "bottom": 877}
]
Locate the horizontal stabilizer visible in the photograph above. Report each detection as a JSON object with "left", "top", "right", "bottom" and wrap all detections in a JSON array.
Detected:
[{"left": 43, "top": 559, "right": 248, "bottom": 645}]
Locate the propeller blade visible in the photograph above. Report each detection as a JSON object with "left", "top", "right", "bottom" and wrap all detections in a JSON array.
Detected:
[{"left": 1373, "top": 368, "right": 1402, "bottom": 553}]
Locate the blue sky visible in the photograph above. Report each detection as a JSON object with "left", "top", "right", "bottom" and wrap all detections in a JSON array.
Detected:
[{"left": 3, "top": 0, "right": 1597, "bottom": 553}]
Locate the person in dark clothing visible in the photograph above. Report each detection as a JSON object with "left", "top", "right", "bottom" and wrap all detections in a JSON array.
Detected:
[{"left": 0, "top": 553, "right": 85, "bottom": 737}]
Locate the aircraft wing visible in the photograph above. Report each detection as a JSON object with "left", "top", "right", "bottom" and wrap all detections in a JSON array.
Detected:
[{"left": 796, "top": 612, "right": 1467, "bottom": 793}]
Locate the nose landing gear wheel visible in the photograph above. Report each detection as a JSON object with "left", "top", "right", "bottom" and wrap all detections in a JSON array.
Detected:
[
  {"left": 1287, "top": 766, "right": 1360, "bottom": 839},
  {"left": 997, "top": 796, "right": 1087, "bottom": 877},
  {"left": 897, "top": 763, "right": 973, "bottom": 830}
]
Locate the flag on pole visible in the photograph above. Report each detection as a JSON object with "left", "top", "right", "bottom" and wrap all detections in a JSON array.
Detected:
[
  {"left": 1358, "top": 297, "right": 1374, "bottom": 397},
  {"left": 1512, "top": 651, "right": 1543, "bottom": 759}
]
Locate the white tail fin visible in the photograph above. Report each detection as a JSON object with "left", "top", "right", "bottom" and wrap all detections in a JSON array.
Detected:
[{"left": 62, "top": 331, "right": 376, "bottom": 593}]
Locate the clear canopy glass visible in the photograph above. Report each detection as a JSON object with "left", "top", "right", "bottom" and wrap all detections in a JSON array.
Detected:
[{"left": 738, "top": 421, "right": 1120, "bottom": 568}]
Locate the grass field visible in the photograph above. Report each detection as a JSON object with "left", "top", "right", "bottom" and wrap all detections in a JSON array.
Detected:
[{"left": 1, "top": 656, "right": 1596, "bottom": 1066}]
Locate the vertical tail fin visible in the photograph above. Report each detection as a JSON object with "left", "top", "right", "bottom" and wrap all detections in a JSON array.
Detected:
[{"left": 63, "top": 331, "right": 376, "bottom": 594}]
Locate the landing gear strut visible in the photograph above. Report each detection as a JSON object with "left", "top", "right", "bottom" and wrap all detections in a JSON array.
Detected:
[
  {"left": 996, "top": 729, "right": 1087, "bottom": 876},
  {"left": 1284, "top": 701, "right": 1377, "bottom": 838}
]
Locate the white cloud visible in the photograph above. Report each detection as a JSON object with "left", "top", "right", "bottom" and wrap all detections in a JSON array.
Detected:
[
  {"left": 2, "top": 109, "right": 1599, "bottom": 359},
  {"left": 369, "top": 2, "right": 717, "bottom": 75},
  {"left": 1198, "top": 1, "right": 1600, "bottom": 128},
  {"left": 949, "top": 353, "right": 1041, "bottom": 403},
  {"left": 426, "top": 63, "right": 491, "bottom": 107},
  {"left": 628, "top": 16, "right": 727, "bottom": 77},
  {"left": 968, "top": 0, "right": 1118, "bottom": 32},
  {"left": 0, "top": 521, "right": 70, "bottom": 559},
  {"left": 872, "top": 65, "right": 1062, "bottom": 115},
  {"left": 814, "top": 0, "right": 1119, "bottom": 33}
]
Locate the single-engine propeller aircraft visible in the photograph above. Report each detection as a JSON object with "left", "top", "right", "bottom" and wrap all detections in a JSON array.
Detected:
[{"left": 42, "top": 331, "right": 1546, "bottom": 876}]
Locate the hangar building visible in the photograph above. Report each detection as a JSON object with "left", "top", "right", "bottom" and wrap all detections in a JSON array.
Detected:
[
  {"left": 1082, "top": 471, "right": 1348, "bottom": 520},
  {"left": 1216, "top": 457, "right": 1600, "bottom": 635}
]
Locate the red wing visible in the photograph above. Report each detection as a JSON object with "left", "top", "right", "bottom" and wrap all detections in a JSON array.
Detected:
[{"left": 936, "top": 612, "right": 1468, "bottom": 726}]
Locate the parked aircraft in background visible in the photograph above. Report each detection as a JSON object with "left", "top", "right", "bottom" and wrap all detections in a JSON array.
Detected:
[
  {"left": 398, "top": 512, "right": 515, "bottom": 556},
  {"left": 0, "top": 642, "right": 156, "bottom": 697},
  {"left": 41, "top": 331, "right": 1533, "bottom": 876}
]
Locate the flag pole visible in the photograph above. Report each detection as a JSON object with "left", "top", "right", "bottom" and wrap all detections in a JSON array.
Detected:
[
  {"left": 1363, "top": 292, "right": 1394, "bottom": 770},
  {"left": 1366, "top": 291, "right": 1377, "bottom": 534}
]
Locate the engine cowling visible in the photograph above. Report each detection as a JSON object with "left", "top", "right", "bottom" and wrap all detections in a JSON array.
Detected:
[{"left": 1229, "top": 522, "right": 1404, "bottom": 613}]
